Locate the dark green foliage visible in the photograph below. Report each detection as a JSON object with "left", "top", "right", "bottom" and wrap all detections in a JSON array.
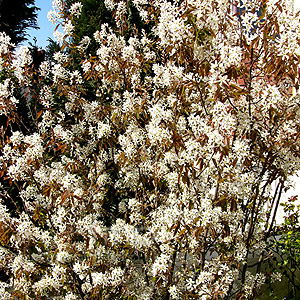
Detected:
[
  {"left": 274, "top": 197, "right": 300, "bottom": 299},
  {"left": 45, "top": 38, "right": 61, "bottom": 62},
  {"left": 0, "top": 0, "right": 39, "bottom": 45},
  {"left": 67, "top": 0, "right": 154, "bottom": 55},
  {"left": 72, "top": 0, "right": 113, "bottom": 37},
  {"left": 67, "top": 0, "right": 114, "bottom": 55},
  {"left": 265, "top": 196, "right": 300, "bottom": 300}
]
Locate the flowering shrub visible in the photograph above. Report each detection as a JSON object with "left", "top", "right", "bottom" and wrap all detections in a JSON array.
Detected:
[{"left": 1, "top": 0, "right": 300, "bottom": 299}]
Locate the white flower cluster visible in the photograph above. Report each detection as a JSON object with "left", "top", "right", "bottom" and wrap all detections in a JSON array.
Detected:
[
  {"left": 0, "top": 32, "right": 13, "bottom": 55},
  {"left": 69, "top": 2, "right": 83, "bottom": 17},
  {"left": 92, "top": 267, "right": 125, "bottom": 287}
]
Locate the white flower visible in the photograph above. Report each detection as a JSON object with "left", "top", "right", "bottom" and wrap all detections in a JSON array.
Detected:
[
  {"left": 0, "top": 282, "right": 14, "bottom": 300},
  {"left": 73, "top": 261, "right": 89, "bottom": 280},
  {"left": 63, "top": 20, "right": 74, "bottom": 36},
  {"left": 92, "top": 271, "right": 109, "bottom": 287},
  {"left": 0, "top": 32, "right": 13, "bottom": 54},
  {"left": 97, "top": 121, "right": 111, "bottom": 139},
  {"left": 169, "top": 285, "right": 179, "bottom": 299},
  {"left": 53, "top": 30, "right": 64, "bottom": 43},
  {"left": 151, "top": 254, "right": 170, "bottom": 276},
  {"left": 53, "top": 51, "right": 69, "bottom": 63},
  {"left": 39, "top": 61, "right": 50, "bottom": 77},
  {"left": 52, "top": 0, "right": 64, "bottom": 10},
  {"left": 271, "top": 272, "right": 282, "bottom": 283},
  {"left": 78, "top": 36, "right": 91, "bottom": 51},
  {"left": 56, "top": 250, "right": 72, "bottom": 263},
  {"left": 65, "top": 292, "right": 79, "bottom": 300},
  {"left": 10, "top": 131, "right": 23, "bottom": 146},
  {"left": 81, "top": 59, "right": 91, "bottom": 73},
  {"left": 70, "top": 70, "right": 83, "bottom": 85},
  {"left": 70, "top": 2, "right": 83, "bottom": 17},
  {"left": 47, "top": 10, "right": 58, "bottom": 24}
]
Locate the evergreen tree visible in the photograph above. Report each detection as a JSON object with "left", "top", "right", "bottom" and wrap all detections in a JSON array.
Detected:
[
  {"left": 0, "top": 0, "right": 39, "bottom": 45},
  {"left": 65, "top": 0, "right": 114, "bottom": 56},
  {"left": 66, "top": 0, "right": 153, "bottom": 55}
]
